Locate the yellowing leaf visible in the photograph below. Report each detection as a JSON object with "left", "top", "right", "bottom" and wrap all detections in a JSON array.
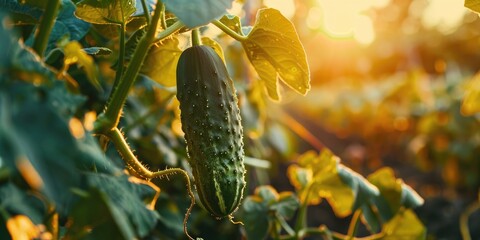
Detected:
[
  {"left": 75, "top": 0, "right": 136, "bottom": 25},
  {"left": 367, "top": 167, "right": 424, "bottom": 222},
  {"left": 288, "top": 150, "right": 379, "bottom": 217},
  {"left": 141, "top": 37, "right": 181, "bottom": 87},
  {"left": 243, "top": 8, "right": 310, "bottom": 100},
  {"left": 201, "top": 37, "right": 225, "bottom": 63},
  {"left": 62, "top": 41, "right": 101, "bottom": 89},
  {"left": 383, "top": 209, "right": 426, "bottom": 240},
  {"left": 461, "top": 72, "right": 480, "bottom": 115},
  {"left": 219, "top": 14, "right": 243, "bottom": 35},
  {"left": 6, "top": 215, "right": 40, "bottom": 240},
  {"left": 288, "top": 151, "right": 354, "bottom": 217},
  {"left": 465, "top": 0, "right": 480, "bottom": 14}
]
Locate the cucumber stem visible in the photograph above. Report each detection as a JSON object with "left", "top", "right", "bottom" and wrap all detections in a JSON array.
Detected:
[
  {"left": 211, "top": 19, "right": 248, "bottom": 42},
  {"left": 191, "top": 28, "right": 202, "bottom": 46}
]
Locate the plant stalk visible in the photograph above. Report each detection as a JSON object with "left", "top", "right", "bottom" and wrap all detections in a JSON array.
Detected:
[
  {"left": 32, "top": 0, "right": 61, "bottom": 57},
  {"left": 106, "top": 127, "right": 195, "bottom": 240},
  {"left": 460, "top": 200, "right": 480, "bottom": 240},
  {"left": 212, "top": 20, "right": 248, "bottom": 42},
  {"left": 94, "top": 5, "right": 183, "bottom": 133},
  {"left": 191, "top": 28, "right": 202, "bottom": 46}
]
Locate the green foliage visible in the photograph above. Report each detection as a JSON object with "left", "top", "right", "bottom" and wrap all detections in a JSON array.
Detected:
[
  {"left": 0, "top": 0, "right": 432, "bottom": 239},
  {"left": 75, "top": 0, "right": 136, "bottom": 25},
  {"left": 163, "top": 0, "right": 234, "bottom": 28}
]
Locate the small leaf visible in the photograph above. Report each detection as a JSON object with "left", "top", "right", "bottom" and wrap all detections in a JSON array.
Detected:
[
  {"left": 288, "top": 150, "right": 378, "bottom": 217},
  {"left": 163, "top": 0, "right": 234, "bottom": 28},
  {"left": 219, "top": 14, "right": 243, "bottom": 35},
  {"left": 239, "top": 196, "right": 269, "bottom": 240},
  {"left": 461, "top": 72, "right": 480, "bottom": 115},
  {"left": 201, "top": 37, "right": 225, "bottom": 62},
  {"left": 239, "top": 186, "right": 299, "bottom": 240},
  {"left": 82, "top": 47, "right": 112, "bottom": 56},
  {"left": 75, "top": 0, "right": 136, "bottom": 25},
  {"left": 141, "top": 37, "right": 181, "bottom": 87},
  {"left": 243, "top": 8, "right": 310, "bottom": 100},
  {"left": 367, "top": 167, "right": 424, "bottom": 222},
  {"left": 383, "top": 209, "right": 426, "bottom": 239},
  {"left": 271, "top": 192, "right": 299, "bottom": 219},
  {"left": 61, "top": 40, "right": 101, "bottom": 89}
]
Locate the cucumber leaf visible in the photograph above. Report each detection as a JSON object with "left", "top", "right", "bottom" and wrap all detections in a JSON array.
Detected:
[{"left": 242, "top": 8, "right": 310, "bottom": 100}]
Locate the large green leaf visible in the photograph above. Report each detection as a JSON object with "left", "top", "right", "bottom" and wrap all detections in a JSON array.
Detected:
[
  {"left": 47, "top": 0, "right": 90, "bottom": 53},
  {"left": 75, "top": 0, "right": 136, "bottom": 25},
  {"left": 0, "top": 0, "right": 43, "bottom": 24},
  {"left": 0, "top": 183, "right": 45, "bottom": 224},
  {"left": 243, "top": 8, "right": 310, "bottom": 100},
  {"left": 85, "top": 173, "right": 159, "bottom": 237},
  {"left": 141, "top": 37, "right": 181, "bottom": 87},
  {"left": 163, "top": 0, "right": 234, "bottom": 28}
]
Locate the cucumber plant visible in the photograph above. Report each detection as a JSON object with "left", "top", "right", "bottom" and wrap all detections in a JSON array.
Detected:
[{"left": 0, "top": 0, "right": 431, "bottom": 239}]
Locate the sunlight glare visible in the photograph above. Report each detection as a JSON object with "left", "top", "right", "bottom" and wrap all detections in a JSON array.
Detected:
[
  {"left": 316, "top": 0, "right": 390, "bottom": 45},
  {"left": 422, "top": 0, "right": 467, "bottom": 34},
  {"left": 264, "top": 0, "right": 296, "bottom": 19},
  {"left": 354, "top": 15, "right": 375, "bottom": 45}
]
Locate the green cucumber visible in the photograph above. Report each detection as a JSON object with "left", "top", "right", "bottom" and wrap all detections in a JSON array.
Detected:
[{"left": 176, "top": 45, "right": 246, "bottom": 218}]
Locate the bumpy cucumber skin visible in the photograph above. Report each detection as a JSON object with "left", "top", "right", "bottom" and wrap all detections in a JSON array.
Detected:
[{"left": 176, "top": 45, "right": 246, "bottom": 218}]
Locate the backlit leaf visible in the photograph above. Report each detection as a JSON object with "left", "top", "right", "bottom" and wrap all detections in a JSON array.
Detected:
[
  {"left": 243, "top": 8, "right": 310, "bottom": 100},
  {"left": 202, "top": 37, "right": 225, "bottom": 63},
  {"left": 219, "top": 14, "right": 243, "bottom": 35},
  {"left": 163, "top": 0, "right": 234, "bottom": 28},
  {"left": 61, "top": 40, "right": 101, "bottom": 89},
  {"left": 288, "top": 150, "right": 378, "bottom": 217},
  {"left": 367, "top": 167, "right": 424, "bottom": 222},
  {"left": 461, "top": 72, "right": 480, "bottom": 115},
  {"left": 75, "top": 0, "right": 136, "bottom": 25},
  {"left": 383, "top": 209, "right": 426, "bottom": 240},
  {"left": 465, "top": 0, "right": 480, "bottom": 14},
  {"left": 141, "top": 37, "right": 181, "bottom": 87}
]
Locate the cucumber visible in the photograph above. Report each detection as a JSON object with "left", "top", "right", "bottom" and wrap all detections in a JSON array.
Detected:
[{"left": 176, "top": 45, "right": 246, "bottom": 218}]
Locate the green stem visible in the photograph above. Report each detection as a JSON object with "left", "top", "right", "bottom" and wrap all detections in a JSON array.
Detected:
[
  {"left": 153, "top": 21, "right": 185, "bottom": 43},
  {"left": 105, "top": 127, "right": 195, "bottom": 240},
  {"left": 460, "top": 200, "right": 480, "bottom": 240},
  {"left": 276, "top": 213, "right": 295, "bottom": 236},
  {"left": 112, "top": 23, "right": 126, "bottom": 92},
  {"left": 32, "top": 0, "right": 61, "bottom": 57},
  {"left": 94, "top": 6, "right": 183, "bottom": 133},
  {"left": 140, "top": 0, "right": 151, "bottom": 24},
  {"left": 159, "top": 1, "right": 167, "bottom": 30},
  {"left": 212, "top": 20, "right": 248, "bottom": 42},
  {"left": 347, "top": 209, "right": 362, "bottom": 239},
  {"left": 191, "top": 28, "right": 202, "bottom": 46}
]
